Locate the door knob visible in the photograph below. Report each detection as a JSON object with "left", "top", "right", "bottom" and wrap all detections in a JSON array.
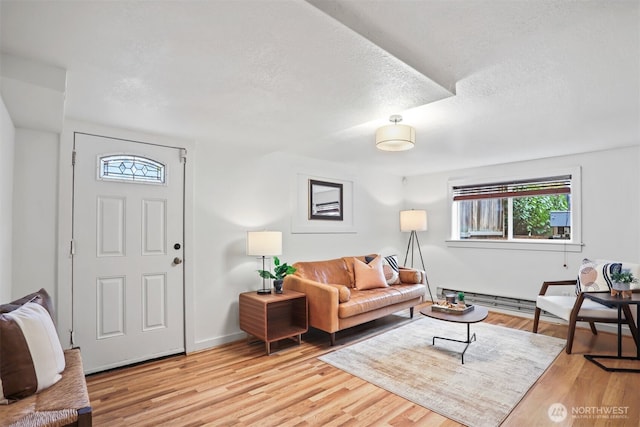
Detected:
[{"left": 173, "top": 257, "right": 183, "bottom": 265}]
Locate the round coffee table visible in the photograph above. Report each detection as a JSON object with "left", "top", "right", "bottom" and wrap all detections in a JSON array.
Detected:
[{"left": 420, "top": 305, "right": 489, "bottom": 364}]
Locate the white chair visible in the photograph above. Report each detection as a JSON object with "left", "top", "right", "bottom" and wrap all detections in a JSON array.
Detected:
[{"left": 533, "top": 279, "right": 638, "bottom": 354}]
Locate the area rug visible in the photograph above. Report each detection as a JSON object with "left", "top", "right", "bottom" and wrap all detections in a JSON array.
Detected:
[{"left": 319, "top": 317, "right": 565, "bottom": 427}]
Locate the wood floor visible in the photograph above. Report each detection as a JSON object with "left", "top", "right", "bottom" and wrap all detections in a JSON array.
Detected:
[{"left": 86, "top": 304, "right": 640, "bottom": 426}]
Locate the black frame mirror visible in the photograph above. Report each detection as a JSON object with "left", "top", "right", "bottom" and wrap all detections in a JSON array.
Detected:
[{"left": 309, "top": 179, "right": 343, "bottom": 221}]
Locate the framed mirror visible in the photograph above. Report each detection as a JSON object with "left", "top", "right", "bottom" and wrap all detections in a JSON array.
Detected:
[{"left": 309, "top": 179, "right": 343, "bottom": 221}]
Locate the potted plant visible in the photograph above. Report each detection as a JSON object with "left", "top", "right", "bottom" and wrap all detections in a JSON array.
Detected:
[
  {"left": 457, "top": 291, "right": 466, "bottom": 306},
  {"left": 257, "top": 256, "right": 296, "bottom": 294},
  {"left": 610, "top": 271, "right": 637, "bottom": 297}
]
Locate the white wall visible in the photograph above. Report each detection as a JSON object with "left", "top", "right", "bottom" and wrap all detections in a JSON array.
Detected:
[
  {"left": 48, "top": 120, "right": 404, "bottom": 351},
  {"left": 403, "top": 146, "right": 640, "bottom": 302},
  {"left": 11, "top": 111, "right": 640, "bottom": 350},
  {"left": 191, "top": 144, "right": 405, "bottom": 349},
  {"left": 0, "top": 96, "right": 15, "bottom": 303},
  {"left": 12, "top": 128, "right": 59, "bottom": 304}
]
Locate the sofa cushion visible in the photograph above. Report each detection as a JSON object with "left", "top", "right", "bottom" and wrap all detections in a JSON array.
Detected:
[
  {"left": 0, "top": 302, "right": 65, "bottom": 404},
  {"left": 338, "top": 284, "right": 426, "bottom": 318},
  {"left": 354, "top": 256, "right": 388, "bottom": 290},
  {"left": 292, "top": 258, "right": 352, "bottom": 286},
  {"left": 577, "top": 258, "right": 640, "bottom": 293}
]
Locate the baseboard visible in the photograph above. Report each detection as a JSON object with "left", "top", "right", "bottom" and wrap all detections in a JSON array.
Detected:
[{"left": 191, "top": 331, "right": 247, "bottom": 353}]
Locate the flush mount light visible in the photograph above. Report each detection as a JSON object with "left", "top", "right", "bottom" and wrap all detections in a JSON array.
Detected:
[{"left": 375, "top": 115, "right": 415, "bottom": 151}]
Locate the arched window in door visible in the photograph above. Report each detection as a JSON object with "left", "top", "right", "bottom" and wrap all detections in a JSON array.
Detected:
[{"left": 99, "top": 155, "right": 165, "bottom": 184}]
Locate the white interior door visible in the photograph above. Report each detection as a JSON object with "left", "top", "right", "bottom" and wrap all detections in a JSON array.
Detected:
[{"left": 73, "top": 133, "right": 185, "bottom": 373}]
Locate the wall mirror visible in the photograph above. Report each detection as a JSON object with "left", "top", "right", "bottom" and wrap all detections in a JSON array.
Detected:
[{"left": 309, "top": 179, "right": 343, "bottom": 221}]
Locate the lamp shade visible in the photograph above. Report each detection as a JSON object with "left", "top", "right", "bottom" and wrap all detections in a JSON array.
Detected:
[
  {"left": 376, "top": 123, "right": 415, "bottom": 151},
  {"left": 246, "top": 231, "right": 282, "bottom": 256},
  {"left": 400, "top": 210, "right": 427, "bottom": 232}
]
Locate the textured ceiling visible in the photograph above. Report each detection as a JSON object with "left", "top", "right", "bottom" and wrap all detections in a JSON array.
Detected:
[{"left": 1, "top": 0, "right": 638, "bottom": 176}]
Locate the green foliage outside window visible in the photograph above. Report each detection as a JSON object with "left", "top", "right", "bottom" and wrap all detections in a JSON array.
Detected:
[{"left": 512, "top": 195, "right": 569, "bottom": 237}]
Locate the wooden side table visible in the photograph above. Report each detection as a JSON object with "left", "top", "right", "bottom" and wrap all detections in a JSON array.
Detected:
[{"left": 239, "top": 289, "right": 308, "bottom": 355}]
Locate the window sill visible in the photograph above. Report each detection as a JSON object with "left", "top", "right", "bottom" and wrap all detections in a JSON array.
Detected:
[{"left": 445, "top": 239, "right": 584, "bottom": 252}]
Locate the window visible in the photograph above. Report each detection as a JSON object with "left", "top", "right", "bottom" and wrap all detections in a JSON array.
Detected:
[
  {"left": 99, "top": 155, "right": 165, "bottom": 184},
  {"left": 449, "top": 169, "right": 581, "bottom": 250}
]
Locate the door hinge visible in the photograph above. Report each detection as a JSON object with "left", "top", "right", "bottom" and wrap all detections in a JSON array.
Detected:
[
  {"left": 180, "top": 148, "right": 187, "bottom": 163},
  {"left": 72, "top": 150, "right": 77, "bottom": 166},
  {"left": 70, "top": 239, "right": 75, "bottom": 256}
]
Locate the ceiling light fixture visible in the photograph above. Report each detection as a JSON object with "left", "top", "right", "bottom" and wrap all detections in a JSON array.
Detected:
[{"left": 375, "top": 115, "right": 415, "bottom": 151}]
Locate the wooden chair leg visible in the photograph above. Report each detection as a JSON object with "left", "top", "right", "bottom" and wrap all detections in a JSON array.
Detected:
[
  {"left": 329, "top": 332, "right": 336, "bottom": 346},
  {"left": 566, "top": 319, "right": 578, "bottom": 354},
  {"left": 533, "top": 307, "right": 541, "bottom": 333},
  {"left": 588, "top": 322, "right": 598, "bottom": 335}
]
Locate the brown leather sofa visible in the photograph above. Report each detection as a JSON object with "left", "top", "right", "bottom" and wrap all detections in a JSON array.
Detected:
[{"left": 284, "top": 255, "right": 427, "bottom": 345}]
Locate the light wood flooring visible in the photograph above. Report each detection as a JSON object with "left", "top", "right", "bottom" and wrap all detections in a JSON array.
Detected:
[{"left": 86, "top": 304, "right": 640, "bottom": 426}]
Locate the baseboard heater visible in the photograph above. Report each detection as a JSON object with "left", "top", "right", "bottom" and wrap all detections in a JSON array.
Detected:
[
  {"left": 437, "top": 287, "right": 543, "bottom": 316},
  {"left": 435, "top": 288, "right": 631, "bottom": 335}
]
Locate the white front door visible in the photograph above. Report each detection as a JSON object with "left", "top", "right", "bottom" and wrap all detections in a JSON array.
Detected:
[{"left": 73, "top": 133, "right": 185, "bottom": 373}]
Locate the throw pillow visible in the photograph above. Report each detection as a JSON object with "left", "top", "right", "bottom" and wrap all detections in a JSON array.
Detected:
[
  {"left": 577, "top": 258, "right": 600, "bottom": 293},
  {"left": 0, "top": 288, "right": 55, "bottom": 323},
  {"left": 0, "top": 302, "right": 65, "bottom": 404},
  {"left": 577, "top": 258, "right": 640, "bottom": 293},
  {"left": 382, "top": 255, "right": 401, "bottom": 285},
  {"left": 326, "top": 284, "right": 351, "bottom": 303},
  {"left": 398, "top": 268, "right": 423, "bottom": 284},
  {"left": 354, "top": 256, "right": 388, "bottom": 290}
]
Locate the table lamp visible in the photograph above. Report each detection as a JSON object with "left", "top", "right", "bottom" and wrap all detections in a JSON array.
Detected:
[{"left": 246, "top": 231, "right": 282, "bottom": 294}]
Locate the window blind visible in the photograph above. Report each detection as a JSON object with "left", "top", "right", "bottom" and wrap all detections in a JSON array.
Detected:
[{"left": 452, "top": 175, "right": 571, "bottom": 201}]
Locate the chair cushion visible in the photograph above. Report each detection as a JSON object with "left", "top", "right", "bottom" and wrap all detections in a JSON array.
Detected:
[
  {"left": 536, "top": 295, "right": 621, "bottom": 321},
  {"left": 577, "top": 258, "right": 640, "bottom": 293}
]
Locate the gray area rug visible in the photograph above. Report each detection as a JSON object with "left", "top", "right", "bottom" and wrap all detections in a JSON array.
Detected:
[{"left": 319, "top": 316, "right": 565, "bottom": 427}]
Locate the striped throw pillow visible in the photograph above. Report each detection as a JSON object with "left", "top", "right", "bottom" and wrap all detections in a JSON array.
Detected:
[{"left": 0, "top": 302, "right": 65, "bottom": 404}]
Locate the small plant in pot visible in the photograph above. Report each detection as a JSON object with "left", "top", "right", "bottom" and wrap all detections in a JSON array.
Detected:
[
  {"left": 257, "top": 257, "right": 296, "bottom": 294},
  {"left": 457, "top": 291, "right": 466, "bottom": 306},
  {"left": 610, "top": 271, "right": 637, "bottom": 298}
]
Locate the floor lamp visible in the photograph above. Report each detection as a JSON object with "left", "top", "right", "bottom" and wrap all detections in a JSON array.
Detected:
[
  {"left": 400, "top": 210, "right": 434, "bottom": 303},
  {"left": 246, "top": 231, "right": 282, "bottom": 295}
]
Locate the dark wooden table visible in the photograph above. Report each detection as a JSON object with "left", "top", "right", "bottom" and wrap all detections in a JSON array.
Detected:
[
  {"left": 583, "top": 292, "right": 640, "bottom": 373},
  {"left": 420, "top": 305, "right": 489, "bottom": 364}
]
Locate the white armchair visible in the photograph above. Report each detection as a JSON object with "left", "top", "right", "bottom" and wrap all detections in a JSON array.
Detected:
[{"left": 533, "top": 259, "right": 639, "bottom": 354}]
